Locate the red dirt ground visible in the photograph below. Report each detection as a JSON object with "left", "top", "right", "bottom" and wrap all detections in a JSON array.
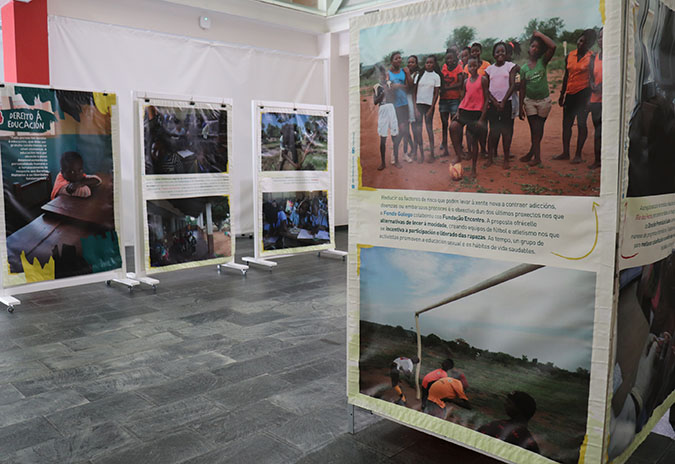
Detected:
[{"left": 359, "top": 84, "right": 601, "bottom": 196}]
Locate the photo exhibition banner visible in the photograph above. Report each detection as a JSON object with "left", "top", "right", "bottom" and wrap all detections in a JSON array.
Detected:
[
  {"left": 347, "top": 1, "right": 626, "bottom": 463},
  {"left": 253, "top": 101, "right": 335, "bottom": 258},
  {"left": 0, "top": 85, "right": 123, "bottom": 288},
  {"left": 610, "top": 0, "right": 675, "bottom": 462},
  {"left": 136, "top": 96, "right": 234, "bottom": 274}
]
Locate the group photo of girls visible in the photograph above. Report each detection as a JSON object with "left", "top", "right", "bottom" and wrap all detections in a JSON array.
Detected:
[{"left": 359, "top": 0, "right": 603, "bottom": 196}]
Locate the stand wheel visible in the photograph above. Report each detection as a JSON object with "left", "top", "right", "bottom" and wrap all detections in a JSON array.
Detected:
[
  {"left": 342, "top": 255, "right": 346, "bottom": 261},
  {"left": 318, "top": 252, "right": 321, "bottom": 258},
  {"left": 241, "top": 269, "right": 247, "bottom": 276},
  {"left": 128, "top": 286, "right": 133, "bottom": 293},
  {"left": 7, "top": 305, "right": 14, "bottom": 313},
  {"left": 106, "top": 280, "right": 112, "bottom": 287},
  {"left": 152, "top": 285, "right": 157, "bottom": 293}
]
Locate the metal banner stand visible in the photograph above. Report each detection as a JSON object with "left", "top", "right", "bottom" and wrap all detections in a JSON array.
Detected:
[{"left": 247, "top": 100, "right": 345, "bottom": 271}]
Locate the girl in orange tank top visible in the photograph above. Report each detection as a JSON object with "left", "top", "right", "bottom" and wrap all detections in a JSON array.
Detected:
[{"left": 554, "top": 29, "right": 597, "bottom": 164}]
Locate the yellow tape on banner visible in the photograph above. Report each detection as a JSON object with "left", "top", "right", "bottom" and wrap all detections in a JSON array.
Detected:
[
  {"left": 20, "top": 252, "right": 55, "bottom": 282},
  {"left": 356, "top": 244, "right": 373, "bottom": 275},
  {"left": 93, "top": 92, "right": 117, "bottom": 115},
  {"left": 577, "top": 434, "right": 589, "bottom": 464},
  {"left": 599, "top": 0, "right": 606, "bottom": 24},
  {"left": 358, "top": 159, "right": 376, "bottom": 191}
]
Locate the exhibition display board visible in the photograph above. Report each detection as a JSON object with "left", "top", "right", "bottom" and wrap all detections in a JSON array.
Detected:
[
  {"left": 347, "top": 0, "right": 674, "bottom": 463},
  {"left": 134, "top": 95, "right": 237, "bottom": 276},
  {"left": 249, "top": 101, "right": 339, "bottom": 263},
  {"left": 0, "top": 84, "right": 125, "bottom": 304}
]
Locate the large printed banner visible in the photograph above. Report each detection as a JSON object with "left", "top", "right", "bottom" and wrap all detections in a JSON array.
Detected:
[
  {"left": 0, "top": 85, "right": 123, "bottom": 287},
  {"left": 348, "top": 1, "right": 622, "bottom": 463},
  {"left": 253, "top": 102, "right": 335, "bottom": 258},
  {"left": 610, "top": 0, "right": 675, "bottom": 462},
  {"left": 136, "top": 97, "right": 234, "bottom": 274}
]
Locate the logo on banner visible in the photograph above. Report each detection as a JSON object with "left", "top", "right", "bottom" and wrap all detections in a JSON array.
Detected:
[{"left": 0, "top": 109, "right": 57, "bottom": 133}]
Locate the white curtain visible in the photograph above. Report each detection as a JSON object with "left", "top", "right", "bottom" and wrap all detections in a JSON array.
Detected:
[{"left": 48, "top": 15, "right": 326, "bottom": 241}]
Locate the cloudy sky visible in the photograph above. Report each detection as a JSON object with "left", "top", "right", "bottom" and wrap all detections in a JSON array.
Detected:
[
  {"left": 359, "top": 0, "right": 603, "bottom": 65},
  {"left": 359, "top": 246, "right": 597, "bottom": 370}
]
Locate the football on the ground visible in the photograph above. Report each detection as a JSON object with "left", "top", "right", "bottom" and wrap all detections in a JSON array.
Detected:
[{"left": 449, "top": 162, "right": 463, "bottom": 181}]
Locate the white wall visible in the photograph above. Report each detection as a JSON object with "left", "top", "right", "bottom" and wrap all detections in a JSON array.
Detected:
[{"left": 45, "top": 0, "right": 349, "bottom": 246}]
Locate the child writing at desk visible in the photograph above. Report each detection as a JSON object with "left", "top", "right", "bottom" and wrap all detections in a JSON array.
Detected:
[{"left": 51, "top": 151, "right": 102, "bottom": 200}]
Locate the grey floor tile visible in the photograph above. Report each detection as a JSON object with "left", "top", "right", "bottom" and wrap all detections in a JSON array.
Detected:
[
  {"left": 0, "top": 417, "right": 61, "bottom": 455},
  {"left": 123, "top": 396, "right": 225, "bottom": 440},
  {"left": 191, "top": 399, "right": 298, "bottom": 444},
  {"left": 10, "top": 422, "right": 137, "bottom": 463},
  {"left": 73, "top": 367, "right": 170, "bottom": 402},
  {"left": 62, "top": 329, "right": 139, "bottom": 351},
  {"left": 294, "top": 434, "right": 389, "bottom": 464},
  {"left": 206, "top": 373, "right": 293, "bottom": 410},
  {"left": 163, "top": 334, "right": 235, "bottom": 358},
  {"left": 179, "top": 308, "right": 233, "bottom": 325},
  {"left": 0, "top": 361, "right": 52, "bottom": 384},
  {"left": 221, "top": 337, "right": 294, "bottom": 362},
  {"left": 151, "top": 352, "right": 235, "bottom": 379},
  {"left": 11, "top": 364, "right": 105, "bottom": 397},
  {"left": 46, "top": 392, "right": 154, "bottom": 435},
  {"left": 0, "top": 385, "right": 24, "bottom": 406},
  {"left": 0, "top": 343, "right": 74, "bottom": 368},
  {"left": 0, "top": 389, "right": 89, "bottom": 428},
  {"left": 268, "top": 378, "right": 344, "bottom": 416},
  {"left": 14, "top": 328, "right": 86, "bottom": 347},
  {"left": 91, "top": 430, "right": 213, "bottom": 464},
  {"left": 268, "top": 405, "right": 347, "bottom": 453},
  {"left": 224, "top": 310, "right": 288, "bottom": 327},
  {"left": 136, "top": 371, "right": 223, "bottom": 405},
  {"left": 41, "top": 333, "right": 182, "bottom": 370},
  {"left": 352, "top": 419, "right": 427, "bottom": 458},
  {"left": 181, "top": 432, "right": 302, "bottom": 464}
]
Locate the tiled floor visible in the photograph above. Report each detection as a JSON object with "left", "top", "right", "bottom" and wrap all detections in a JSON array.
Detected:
[{"left": 0, "top": 228, "right": 672, "bottom": 463}]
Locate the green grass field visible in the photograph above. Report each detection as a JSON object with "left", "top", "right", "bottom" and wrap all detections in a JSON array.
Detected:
[{"left": 359, "top": 321, "right": 589, "bottom": 464}]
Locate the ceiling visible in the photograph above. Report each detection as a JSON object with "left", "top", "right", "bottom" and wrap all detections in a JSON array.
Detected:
[{"left": 158, "top": 0, "right": 423, "bottom": 33}]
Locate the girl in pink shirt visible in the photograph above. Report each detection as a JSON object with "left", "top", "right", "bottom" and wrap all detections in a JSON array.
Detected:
[
  {"left": 450, "top": 58, "right": 488, "bottom": 178},
  {"left": 485, "top": 42, "right": 520, "bottom": 170}
]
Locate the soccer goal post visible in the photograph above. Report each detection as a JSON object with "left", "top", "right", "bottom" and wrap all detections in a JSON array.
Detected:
[{"left": 414, "top": 263, "right": 544, "bottom": 399}]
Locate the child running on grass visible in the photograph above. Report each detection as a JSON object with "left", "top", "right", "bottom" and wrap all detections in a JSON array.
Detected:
[
  {"left": 413, "top": 55, "right": 441, "bottom": 164},
  {"left": 439, "top": 49, "right": 465, "bottom": 160},
  {"left": 390, "top": 355, "right": 419, "bottom": 405},
  {"left": 450, "top": 57, "right": 489, "bottom": 179},
  {"left": 485, "top": 42, "right": 520, "bottom": 170},
  {"left": 519, "top": 30, "right": 557, "bottom": 167}
]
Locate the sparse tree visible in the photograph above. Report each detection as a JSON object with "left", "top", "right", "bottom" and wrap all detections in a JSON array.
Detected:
[
  {"left": 522, "top": 17, "right": 565, "bottom": 42},
  {"left": 445, "top": 26, "right": 476, "bottom": 50}
]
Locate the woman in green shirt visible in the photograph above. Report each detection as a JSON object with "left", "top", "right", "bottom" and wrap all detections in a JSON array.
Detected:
[{"left": 518, "top": 31, "right": 557, "bottom": 167}]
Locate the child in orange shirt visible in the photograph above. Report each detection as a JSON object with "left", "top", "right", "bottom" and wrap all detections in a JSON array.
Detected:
[{"left": 50, "top": 151, "right": 101, "bottom": 199}]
